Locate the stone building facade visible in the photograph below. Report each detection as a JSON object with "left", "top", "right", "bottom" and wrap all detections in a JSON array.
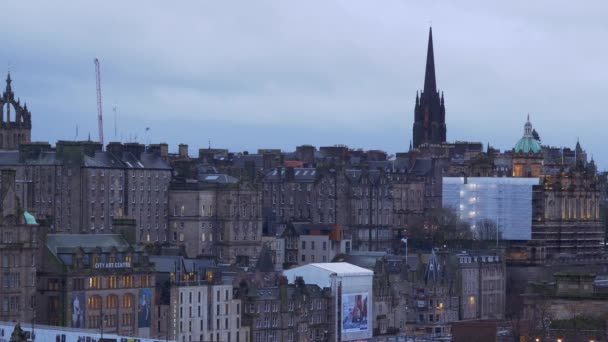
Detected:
[
  {"left": 237, "top": 278, "right": 332, "bottom": 342},
  {"left": 532, "top": 166, "right": 604, "bottom": 258},
  {"left": 37, "top": 234, "right": 156, "bottom": 337},
  {"left": 0, "top": 169, "right": 38, "bottom": 324},
  {"left": 169, "top": 174, "right": 263, "bottom": 265},
  {"left": 0, "top": 141, "right": 171, "bottom": 243},
  {"left": 262, "top": 162, "right": 436, "bottom": 254},
  {"left": 455, "top": 251, "right": 505, "bottom": 320}
]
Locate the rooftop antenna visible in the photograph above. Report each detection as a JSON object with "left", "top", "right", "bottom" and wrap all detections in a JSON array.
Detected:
[{"left": 75, "top": 125, "right": 79, "bottom": 140}]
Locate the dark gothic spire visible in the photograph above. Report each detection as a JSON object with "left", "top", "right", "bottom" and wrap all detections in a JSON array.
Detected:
[
  {"left": 423, "top": 27, "right": 436, "bottom": 95},
  {"left": 5, "top": 72, "right": 12, "bottom": 95}
]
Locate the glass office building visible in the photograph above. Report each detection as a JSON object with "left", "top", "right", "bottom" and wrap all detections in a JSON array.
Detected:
[{"left": 442, "top": 177, "right": 540, "bottom": 240}]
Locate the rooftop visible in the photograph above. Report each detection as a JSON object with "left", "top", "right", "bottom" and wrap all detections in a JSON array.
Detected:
[{"left": 306, "top": 262, "right": 374, "bottom": 277}]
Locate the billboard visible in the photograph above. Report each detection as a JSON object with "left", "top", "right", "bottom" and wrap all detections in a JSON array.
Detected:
[
  {"left": 71, "top": 292, "right": 85, "bottom": 328},
  {"left": 341, "top": 292, "right": 369, "bottom": 333},
  {"left": 138, "top": 288, "right": 152, "bottom": 328}
]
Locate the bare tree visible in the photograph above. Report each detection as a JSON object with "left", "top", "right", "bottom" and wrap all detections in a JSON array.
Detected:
[{"left": 474, "top": 218, "right": 502, "bottom": 241}]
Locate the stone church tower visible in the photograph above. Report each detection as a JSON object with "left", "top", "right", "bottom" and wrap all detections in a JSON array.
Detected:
[
  {"left": 412, "top": 27, "right": 446, "bottom": 148},
  {"left": 0, "top": 73, "right": 32, "bottom": 149}
]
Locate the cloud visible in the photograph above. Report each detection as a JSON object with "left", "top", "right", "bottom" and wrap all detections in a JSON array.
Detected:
[{"left": 1, "top": 1, "right": 607, "bottom": 167}]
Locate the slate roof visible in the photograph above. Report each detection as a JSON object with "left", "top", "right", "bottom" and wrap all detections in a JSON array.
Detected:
[
  {"left": 199, "top": 174, "right": 239, "bottom": 184},
  {"left": 0, "top": 151, "right": 21, "bottom": 165},
  {"left": 184, "top": 258, "right": 216, "bottom": 272},
  {"left": 46, "top": 234, "right": 141, "bottom": 257},
  {"left": 149, "top": 255, "right": 184, "bottom": 273},
  {"left": 264, "top": 168, "right": 316, "bottom": 181},
  {"left": 0, "top": 148, "right": 170, "bottom": 170},
  {"left": 84, "top": 151, "right": 123, "bottom": 168}
]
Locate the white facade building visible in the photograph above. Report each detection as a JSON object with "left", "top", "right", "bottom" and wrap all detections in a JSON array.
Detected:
[
  {"left": 170, "top": 283, "right": 249, "bottom": 342},
  {"left": 283, "top": 262, "right": 373, "bottom": 341}
]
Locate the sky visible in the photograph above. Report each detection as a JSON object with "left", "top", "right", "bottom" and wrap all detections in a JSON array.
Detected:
[{"left": 1, "top": 1, "right": 607, "bottom": 168}]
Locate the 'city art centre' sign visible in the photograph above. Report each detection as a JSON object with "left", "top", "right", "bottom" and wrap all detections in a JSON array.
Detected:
[{"left": 94, "top": 262, "right": 132, "bottom": 269}]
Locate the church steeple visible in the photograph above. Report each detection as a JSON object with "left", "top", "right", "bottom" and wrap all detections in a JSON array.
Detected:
[
  {"left": 412, "top": 27, "right": 446, "bottom": 148},
  {"left": 423, "top": 27, "right": 436, "bottom": 95}
]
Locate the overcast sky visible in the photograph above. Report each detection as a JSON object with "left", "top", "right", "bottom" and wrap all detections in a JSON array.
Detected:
[{"left": 1, "top": 1, "right": 607, "bottom": 167}]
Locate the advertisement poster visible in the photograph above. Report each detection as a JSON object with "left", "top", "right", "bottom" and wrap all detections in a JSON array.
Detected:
[
  {"left": 341, "top": 292, "right": 369, "bottom": 333},
  {"left": 71, "top": 292, "right": 85, "bottom": 328},
  {"left": 138, "top": 288, "right": 152, "bottom": 327}
]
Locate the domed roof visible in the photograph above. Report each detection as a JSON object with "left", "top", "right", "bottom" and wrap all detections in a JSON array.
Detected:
[
  {"left": 23, "top": 211, "right": 37, "bottom": 225},
  {"left": 514, "top": 137, "right": 541, "bottom": 154},
  {"left": 514, "top": 114, "right": 541, "bottom": 154}
]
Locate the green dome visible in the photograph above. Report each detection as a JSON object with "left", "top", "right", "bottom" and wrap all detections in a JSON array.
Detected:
[
  {"left": 514, "top": 114, "right": 541, "bottom": 154},
  {"left": 514, "top": 137, "right": 541, "bottom": 154},
  {"left": 23, "top": 211, "right": 37, "bottom": 225}
]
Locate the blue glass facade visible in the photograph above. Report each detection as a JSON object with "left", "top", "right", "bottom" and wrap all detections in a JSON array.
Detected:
[{"left": 442, "top": 177, "right": 540, "bottom": 241}]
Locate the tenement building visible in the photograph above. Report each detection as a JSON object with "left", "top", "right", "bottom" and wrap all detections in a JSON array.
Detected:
[
  {"left": 237, "top": 277, "right": 332, "bottom": 342},
  {"left": 0, "top": 141, "right": 171, "bottom": 243},
  {"left": 169, "top": 172, "right": 263, "bottom": 265},
  {"left": 169, "top": 279, "right": 249, "bottom": 342},
  {"left": 0, "top": 169, "right": 38, "bottom": 323},
  {"left": 36, "top": 233, "right": 155, "bottom": 337},
  {"left": 263, "top": 161, "right": 437, "bottom": 253}
]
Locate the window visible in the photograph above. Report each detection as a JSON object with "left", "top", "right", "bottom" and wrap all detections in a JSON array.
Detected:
[
  {"left": 89, "top": 276, "right": 102, "bottom": 289},
  {"left": 122, "top": 275, "right": 134, "bottom": 288},
  {"left": 87, "top": 296, "right": 101, "bottom": 309},
  {"left": 311, "top": 241, "right": 315, "bottom": 250},
  {"left": 122, "top": 294, "right": 134, "bottom": 308},
  {"left": 301, "top": 241, "right": 306, "bottom": 250},
  {"left": 301, "top": 254, "right": 305, "bottom": 262},
  {"left": 73, "top": 278, "right": 84, "bottom": 291},
  {"left": 106, "top": 295, "right": 118, "bottom": 308},
  {"left": 108, "top": 276, "right": 118, "bottom": 289}
]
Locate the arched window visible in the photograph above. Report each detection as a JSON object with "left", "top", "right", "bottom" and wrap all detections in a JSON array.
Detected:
[{"left": 106, "top": 294, "right": 118, "bottom": 309}]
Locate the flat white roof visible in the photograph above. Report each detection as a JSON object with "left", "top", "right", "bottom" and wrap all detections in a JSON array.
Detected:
[{"left": 304, "top": 262, "right": 373, "bottom": 276}]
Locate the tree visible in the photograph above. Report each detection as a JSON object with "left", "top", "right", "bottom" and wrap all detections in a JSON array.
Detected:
[
  {"left": 474, "top": 219, "right": 502, "bottom": 241},
  {"left": 407, "top": 208, "right": 472, "bottom": 245},
  {"left": 10, "top": 323, "right": 27, "bottom": 342}
]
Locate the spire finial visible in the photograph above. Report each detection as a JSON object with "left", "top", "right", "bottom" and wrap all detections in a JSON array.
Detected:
[
  {"left": 5, "top": 71, "right": 12, "bottom": 90},
  {"left": 423, "top": 26, "right": 437, "bottom": 95}
]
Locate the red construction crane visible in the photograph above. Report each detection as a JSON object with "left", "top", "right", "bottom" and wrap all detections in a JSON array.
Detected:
[{"left": 94, "top": 58, "right": 104, "bottom": 148}]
